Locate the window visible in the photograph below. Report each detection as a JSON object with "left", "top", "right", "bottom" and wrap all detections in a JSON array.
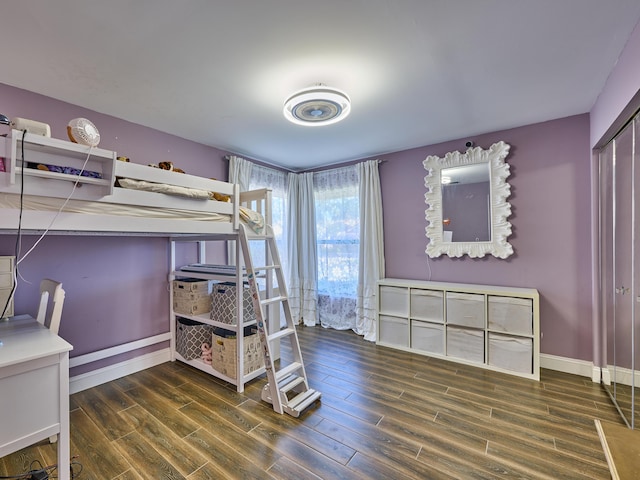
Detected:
[
  {"left": 249, "top": 164, "right": 288, "bottom": 290},
  {"left": 313, "top": 166, "right": 360, "bottom": 329}
]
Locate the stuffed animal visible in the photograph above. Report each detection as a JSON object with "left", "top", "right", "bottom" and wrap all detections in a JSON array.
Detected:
[
  {"left": 209, "top": 178, "right": 231, "bottom": 202},
  {"left": 148, "top": 161, "right": 185, "bottom": 173},
  {"left": 158, "top": 161, "right": 185, "bottom": 173},
  {"left": 201, "top": 342, "right": 213, "bottom": 365}
]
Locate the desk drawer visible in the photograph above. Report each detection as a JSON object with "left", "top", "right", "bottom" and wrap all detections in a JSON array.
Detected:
[
  {"left": 0, "top": 362, "right": 60, "bottom": 450},
  {"left": 0, "top": 256, "right": 14, "bottom": 274},
  {"left": 0, "top": 272, "right": 13, "bottom": 289},
  {"left": 0, "top": 287, "right": 13, "bottom": 317}
]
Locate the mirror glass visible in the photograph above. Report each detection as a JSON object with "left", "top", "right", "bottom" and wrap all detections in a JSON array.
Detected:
[
  {"left": 441, "top": 163, "right": 491, "bottom": 242},
  {"left": 423, "top": 141, "right": 513, "bottom": 258}
]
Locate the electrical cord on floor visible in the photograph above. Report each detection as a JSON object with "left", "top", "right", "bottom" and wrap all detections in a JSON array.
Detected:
[{"left": 0, "top": 456, "right": 83, "bottom": 479}]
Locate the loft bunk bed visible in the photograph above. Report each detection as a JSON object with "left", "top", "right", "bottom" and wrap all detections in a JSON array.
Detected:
[
  {"left": 0, "top": 130, "right": 274, "bottom": 392},
  {"left": 0, "top": 130, "right": 271, "bottom": 235}
]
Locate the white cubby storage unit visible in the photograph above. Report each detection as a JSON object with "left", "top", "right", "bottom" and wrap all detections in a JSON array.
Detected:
[
  {"left": 169, "top": 235, "right": 280, "bottom": 393},
  {"left": 377, "top": 279, "right": 540, "bottom": 380}
]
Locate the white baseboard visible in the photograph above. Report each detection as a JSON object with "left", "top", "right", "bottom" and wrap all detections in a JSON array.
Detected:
[
  {"left": 68, "top": 349, "right": 603, "bottom": 394},
  {"left": 600, "top": 365, "right": 640, "bottom": 388},
  {"left": 69, "top": 348, "right": 171, "bottom": 394},
  {"left": 540, "top": 353, "right": 601, "bottom": 383}
]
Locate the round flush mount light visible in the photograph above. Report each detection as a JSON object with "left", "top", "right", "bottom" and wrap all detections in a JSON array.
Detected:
[{"left": 283, "top": 85, "right": 351, "bottom": 126}]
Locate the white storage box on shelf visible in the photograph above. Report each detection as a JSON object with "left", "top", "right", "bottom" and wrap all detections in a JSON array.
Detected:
[
  {"left": 378, "top": 315, "right": 409, "bottom": 348},
  {"left": 446, "top": 292, "right": 485, "bottom": 328},
  {"left": 446, "top": 326, "right": 485, "bottom": 364},
  {"left": 488, "top": 295, "right": 533, "bottom": 336},
  {"left": 379, "top": 285, "right": 408, "bottom": 316},
  {"left": 411, "top": 320, "right": 444, "bottom": 355},
  {"left": 378, "top": 279, "right": 540, "bottom": 380},
  {"left": 488, "top": 333, "right": 533, "bottom": 374},
  {"left": 410, "top": 289, "right": 443, "bottom": 323}
]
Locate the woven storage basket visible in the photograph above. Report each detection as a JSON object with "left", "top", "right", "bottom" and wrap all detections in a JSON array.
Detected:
[
  {"left": 210, "top": 282, "right": 255, "bottom": 325},
  {"left": 176, "top": 318, "right": 213, "bottom": 360}
]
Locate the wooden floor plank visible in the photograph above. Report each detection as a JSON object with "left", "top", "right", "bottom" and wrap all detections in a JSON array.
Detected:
[{"left": 0, "top": 325, "right": 621, "bottom": 479}]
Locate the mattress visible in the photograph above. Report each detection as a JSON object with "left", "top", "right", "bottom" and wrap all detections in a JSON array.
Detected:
[
  {"left": 0, "top": 193, "right": 265, "bottom": 233},
  {"left": 0, "top": 193, "right": 229, "bottom": 221}
]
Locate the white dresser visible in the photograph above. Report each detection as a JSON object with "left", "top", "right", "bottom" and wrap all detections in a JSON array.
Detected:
[
  {"left": 377, "top": 279, "right": 540, "bottom": 380},
  {"left": 0, "top": 256, "right": 15, "bottom": 318}
]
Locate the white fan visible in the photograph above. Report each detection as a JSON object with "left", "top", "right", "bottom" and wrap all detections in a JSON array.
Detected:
[{"left": 67, "top": 118, "right": 100, "bottom": 147}]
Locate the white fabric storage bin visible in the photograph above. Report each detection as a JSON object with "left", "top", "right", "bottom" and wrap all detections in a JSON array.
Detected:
[
  {"left": 379, "top": 286, "right": 409, "bottom": 316},
  {"left": 446, "top": 292, "right": 485, "bottom": 328},
  {"left": 411, "top": 321, "right": 444, "bottom": 354},
  {"left": 410, "top": 289, "right": 444, "bottom": 323},
  {"left": 379, "top": 315, "right": 409, "bottom": 347},
  {"left": 488, "top": 333, "right": 533, "bottom": 374},
  {"left": 488, "top": 296, "right": 533, "bottom": 336},
  {"left": 446, "top": 326, "right": 484, "bottom": 363}
]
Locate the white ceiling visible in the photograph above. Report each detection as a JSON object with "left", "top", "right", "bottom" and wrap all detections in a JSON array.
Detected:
[{"left": 1, "top": 1, "right": 639, "bottom": 171}]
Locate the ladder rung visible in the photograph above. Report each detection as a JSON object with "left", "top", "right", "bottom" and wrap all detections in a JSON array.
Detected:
[
  {"left": 275, "top": 362, "right": 303, "bottom": 381},
  {"left": 268, "top": 327, "right": 295, "bottom": 342},
  {"left": 253, "top": 265, "right": 280, "bottom": 272},
  {"left": 278, "top": 375, "right": 305, "bottom": 393},
  {"left": 286, "top": 389, "right": 322, "bottom": 414},
  {"left": 260, "top": 295, "right": 287, "bottom": 306}
]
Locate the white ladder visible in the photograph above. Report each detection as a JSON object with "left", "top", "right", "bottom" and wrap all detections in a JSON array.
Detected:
[{"left": 239, "top": 223, "right": 321, "bottom": 417}]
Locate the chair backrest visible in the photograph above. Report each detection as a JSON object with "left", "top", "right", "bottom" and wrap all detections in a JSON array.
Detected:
[{"left": 36, "top": 279, "right": 65, "bottom": 335}]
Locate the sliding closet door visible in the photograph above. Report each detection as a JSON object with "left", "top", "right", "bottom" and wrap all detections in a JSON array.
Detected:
[
  {"left": 615, "top": 121, "right": 634, "bottom": 426},
  {"left": 602, "top": 111, "right": 639, "bottom": 428},
  {"left": 634, "top": 116, "right": 640, "bottom": 428},
  {"left": 602, "top": 139, "right": 615, "bottom": 396}
]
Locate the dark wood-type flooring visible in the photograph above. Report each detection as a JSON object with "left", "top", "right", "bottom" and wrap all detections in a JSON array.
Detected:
[{"left": 0, "top": 325, "right": 624, "bottom": 479}]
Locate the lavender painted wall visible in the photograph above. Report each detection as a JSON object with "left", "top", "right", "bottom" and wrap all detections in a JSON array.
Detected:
[
  {"left": 590, "top": 18, "right": 640, "bottom": 147},
  {"left": 0, "top": 83, "right": 599, "bottom": 369},
  {"left": 379, "top": 114, "right": 593, "bottom": 361},
  {"left": 0, "top": 83, "right": 230, "bottom": 376},
  {"left": 589, "top": 18, "right": 640, "bottom": 369}
]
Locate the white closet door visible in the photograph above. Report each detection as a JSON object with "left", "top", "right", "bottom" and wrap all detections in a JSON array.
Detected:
[{"left": 602, "top": 111, "right": 640, "bottom": 428}]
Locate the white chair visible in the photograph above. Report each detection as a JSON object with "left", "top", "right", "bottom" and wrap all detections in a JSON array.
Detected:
[
  {"left": 36, "top": 279, "right": 65, "bottom": 335},
  {"left": 35, "top": 279, "right": 65, "bottom": 444}
]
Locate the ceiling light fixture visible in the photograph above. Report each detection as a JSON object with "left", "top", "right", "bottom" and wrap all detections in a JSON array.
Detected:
[{"left": 283, "top": 85, "right": 351, "bottom": 126}]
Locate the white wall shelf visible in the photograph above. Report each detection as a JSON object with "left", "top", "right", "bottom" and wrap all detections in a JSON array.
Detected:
[
  {"left": 377, "top": 278, "right": 540, "bottom": 381},
  {"left": 3, "top": 129, "right": 116, "bottom": 193}
]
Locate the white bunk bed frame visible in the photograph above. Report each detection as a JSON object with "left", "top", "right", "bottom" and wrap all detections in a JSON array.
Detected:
[{"left": 0, "top": 130, "right": 273, "bottom": 392}]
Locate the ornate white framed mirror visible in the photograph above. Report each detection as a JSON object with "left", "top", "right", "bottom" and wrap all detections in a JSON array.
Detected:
[{"left": 423, "top": 141, "right": 513, "bottom": 258}]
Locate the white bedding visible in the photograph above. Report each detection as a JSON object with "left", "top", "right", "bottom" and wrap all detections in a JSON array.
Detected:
[
  {"left": 117, "top": 177, "right": 213, "bottom": 200},
  {"left": 0, "top": 193, "right": 265, "bottom": 233}
]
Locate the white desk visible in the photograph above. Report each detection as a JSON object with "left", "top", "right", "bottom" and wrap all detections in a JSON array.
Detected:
[{"left": 0, "top": 316, "right": 73, "bottom": 480}]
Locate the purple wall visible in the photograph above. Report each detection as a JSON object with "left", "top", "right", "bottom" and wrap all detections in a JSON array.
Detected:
[
  {"left": 5, "top": 51, "right": 637, "bottom": 370},
  {"left": 590, "top": 18, "right": 640, "bottom": 147},
  {"left": 379, "top": 114, "right": 593, "bottom": 361},
  {"left": 589, "top": 18, "right": 640, "bottom": 369},
  {"left": 0, "top": 83, "right": 230, "bottom": 376}
]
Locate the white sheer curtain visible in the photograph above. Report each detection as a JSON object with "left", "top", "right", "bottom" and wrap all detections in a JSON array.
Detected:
[
  {"left": 355, "top": 160, "right": 385, "bottom": 341},
  {"left": 227, "top": 155, "right": 253, "bottom": 191},
  {"left": 287, "top": 172, "right": 318, "bottom": 326},
  {"left": 227, "top": 155, "right": 253, "bottom": 265},
  {"left": 314, "top": 165, "right": 360, "bottom": 331}
]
